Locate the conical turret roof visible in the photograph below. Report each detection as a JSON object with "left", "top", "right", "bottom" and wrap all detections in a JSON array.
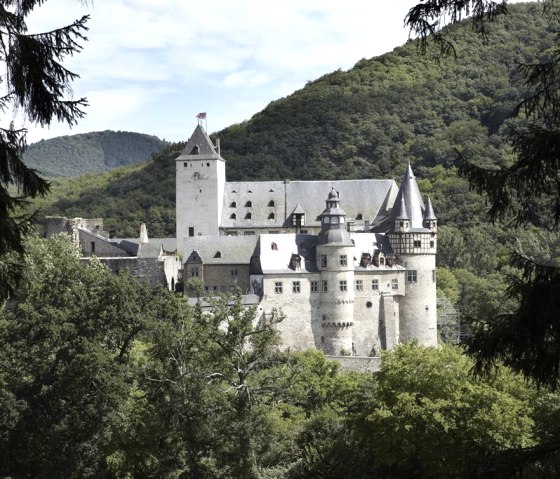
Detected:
[
  {"left": 388, "top": 164, "right": 426, "bottom": 232},
  {"left": 424, "top": 197, "right": 437, "bottom": 221}
]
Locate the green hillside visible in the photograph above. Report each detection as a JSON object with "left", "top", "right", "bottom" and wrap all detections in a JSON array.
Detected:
[
  {"left": 35, "top": 3, "right": 549, "bottom": 239},
  {"left": 23, "top": 130, "right": 168, "bottom": 177}
]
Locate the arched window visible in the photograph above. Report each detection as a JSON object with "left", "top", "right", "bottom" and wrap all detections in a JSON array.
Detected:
[
  {"left": 245, "top": 212, "right": 252, "bottom": 219},
  {"left": 214, "top": 251, "right": 222, "bottom": 258},
  {"left": 230, "top": 201, "right": 236, "bottom": 208},
  {"left": 230, "top": 213, "right": 237, "bottom": 219},
  {"left": 271, "top": 242, "right": 278, "bottom": 250},
  {"left": 245, "top": 201, "right": 252, "bottom": 207},
  {"left": 268, "top": 213, "right": 275, "bottom": 220},
  {"left": 268, "top": 200, "right": 275, "bottom": 207},
  {"left": 356, "top": 213, "right": 363, "bottom": 220}
]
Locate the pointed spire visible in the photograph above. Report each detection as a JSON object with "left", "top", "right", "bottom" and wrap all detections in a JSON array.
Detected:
[
  {"left": 388, "top": 164, "right": 426, "bottom": 232},
  {"left": 176, "top": 124, "right": 224, "bottom": 161},
  {"left": 424, "top": 197, "right": 437, "bottom": 221},
  {"left": 394, "top": 195, "right": 409, "bottom": 220}
]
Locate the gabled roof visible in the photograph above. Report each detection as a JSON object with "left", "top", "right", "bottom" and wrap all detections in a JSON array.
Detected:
[
  {"left": 182, "top": 235, "right": 259, "bottom": 265},
  {"left": 175, "top": 124, "right": 224, "bottom": 162}
]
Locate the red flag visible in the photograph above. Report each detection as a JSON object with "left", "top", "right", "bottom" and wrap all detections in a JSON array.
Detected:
[{"left": 196, "top": 112, "right": 206, "bottom": 119}]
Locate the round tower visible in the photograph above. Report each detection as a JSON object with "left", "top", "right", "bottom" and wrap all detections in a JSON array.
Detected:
[
  {"left": 387, "top": 166, "right": 438, "bottom": 347},
  {"left": 316, "top": 188, "right": 355, "bottom": 355}
]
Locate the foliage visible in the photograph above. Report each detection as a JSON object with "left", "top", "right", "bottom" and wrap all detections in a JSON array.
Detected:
[
  {"left": 0, "top": 0, "right": 88, "bottom": 300},
  {"left": 23, "top": 130, "right": 168, "bottom": 177}
]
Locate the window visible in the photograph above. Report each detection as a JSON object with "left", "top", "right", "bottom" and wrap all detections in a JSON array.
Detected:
[
  {"left": 391, "top": 279, "right": 399, "bottom": 290},
  {"left": 274, "top": 281, "right": 283, "bottom": 294},
  {"left": 292, "top": 281, "right": 301, "bottom": 293},
  {"left": 407, "top": 270, "right": 417, "bottom": 283},
  {"left": 183, "top": 162, "right": 188, "bottom": 167},
  {"left": 230, "top": 213, "right": 237, "bottom": 219},
  {"left": 268, "top": 200, "right": 275, "bottom": 207},
  {"left": 356, "top": 280, "right": 363, "bottom": 291},
  {"left": 245, "top": 201, "right": 252, "bottom": 207},
  {"left": 230, "top": 269, "right": 238, "bottom": 276},
  {"left": 413, "top": 240, "right": 422, "bottom": 248},
  {"left": 243, "top": 231, "right": 255, "bottom": 235},
  {"left": 430, "top": 240, "right": 435, "bottom": 248},
  {"left": 190, "top": 145, "right": 199, "bottom": 154},
  {"left": 311, "top": 280, "right": 318, "bottom": 293},
  {"left": 339, "top": 280, "right": 347, "bottom": 292},
  {"left": 322, "top": 280, "right": 328, "bottom": 293},
  {"left": 230, "top": 201, "right": 236, "bottom": 207},
  {"left": 245, "top": 212, "right": 252, "bottom": 219},
  {"left": 91, "top": 241, "right": 96, "bottom": 254},
  {"left": 214, "top": 251, "right": 222, "bottom": 258},
  {"left": 356, "top": 213, "right": 363, "bottom": 220},
  {"left": 268, "top": 213, "right": 275, "bottom": 219},
  {"left": 321, "top": 255, "right": 327, "bottom": 268},
  {"left": 432, "top": 270, "right": 436, "bottom": 283},
  {"left": 189, "top": 227, "right": 194, "bottom": 237},
  {"left": 190, "top": 267, "right": 199, "bottom": 277},
  {"left": 372, "top": 279, "right": 379, "bottom": 290},
  {"left": 340, "top": 255, "right": 347, "bottom": 266},
  {"left": 271, "top": 242, "right": 278, "bottom": 250}
]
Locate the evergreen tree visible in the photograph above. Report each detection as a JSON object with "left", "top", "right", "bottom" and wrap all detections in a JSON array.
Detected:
[{"left": 0, "top": 1, "right": 88, "bottom": 300}]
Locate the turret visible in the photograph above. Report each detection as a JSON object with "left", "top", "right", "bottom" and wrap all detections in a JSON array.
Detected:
[
  {"left": 316, "top": 188, "right": 355, "bottom": 356},
  {"left": 387, "top": 165, "right": 438, "bottom": 347}
]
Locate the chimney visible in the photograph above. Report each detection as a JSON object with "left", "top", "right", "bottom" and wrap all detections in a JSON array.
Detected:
[
  {"left": 140, "top": 223, "right": 149, "bottom": 243},
  {"left": 364, "top": 220, "right": 370, "bottom": 232}
]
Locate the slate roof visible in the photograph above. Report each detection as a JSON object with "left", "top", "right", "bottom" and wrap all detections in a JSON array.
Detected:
[
  {"left": 183, "top": 235, "right": 259, "bottom": 264},
  {"left": 220, "top": 179, "right": 398, "bottom": 229},
  {"left": 175, "top": 124, "right": 224, "bottom": 161},
  {"left": 112, "top": 238, "right": 178, "bottom": 258}
]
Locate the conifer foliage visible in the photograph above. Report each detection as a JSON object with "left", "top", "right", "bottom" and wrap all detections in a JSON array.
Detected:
[{"left": 0, "top": 0, "right": 88, "bottom": 299}]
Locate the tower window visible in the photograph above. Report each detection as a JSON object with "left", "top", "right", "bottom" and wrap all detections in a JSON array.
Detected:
[
  {"left": 91, "top": 241, "right": 96, "bottom": 254},
  {"left": 391, "top": 279, "right": 399, "bottom": 290},
  {"left": 407, "top": 270, "right": 417, "bottom": 283},
  {"left": 322, "top": 280, "right": 328, "bottom": 293},
  {"left": 311, "top": 280, "right": 318, "bottom": 293},
  {"left": 274, "top": 281, "right": 283, "bottom": 294},
  {"left": 190, "top": 267, "right": 199, "bottom": 277},
  {"left": 183, "top": 162, "right": 188, "bottom": 167},
  {"left": 188, "top": 227, "right": 194, "bottom": 237},
  {"left": 430, "top": 240, "right": 435, "bottom": 248},
  {"left": 432, "top": 270, "right": 436, "bottom": 283},
  {"left": 190, "top": 145, "right": 199, "bottom": 154},
  {"left": 414, "top": 240, "right": 422, "bottom": 247},
  {"left": 321, "top": 255, "right": 327, "bottom": 268},
  {"left": 292, "top": 281, "right": 301, "bottom": 294},
  {"left": 340, "top": 255, "right": 347, "bottom": 266},
  {"left": 339, "top": 280, "right": 347, "bottom": 292}
]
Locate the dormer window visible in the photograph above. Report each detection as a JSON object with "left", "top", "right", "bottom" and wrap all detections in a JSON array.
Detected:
[
  {"left": 245, "top": 201, "right": 252, "bottom": 207},
  {"left": 268, "top": 213, "right": 275, "bottom": 220},
  {"left": 268, "top": 200, "right": 275, "bottom": 207},
  {"left": 356, "top": 213, "right": 363, "bottom": 220},
  {"left": 190, "top": 145, "right": 199, "bottom": 155},
  {"left": 214, "top": 251, "right": 222, "bottom": 258},
  {"left": 245, "top": 212, "right": 252, "bottom": 219},
  {"left": 230, "top": 201, "right": 237, "bottom": 208},
  {"left": 230, "top": 213, "right": 236, "bottom": 219}
]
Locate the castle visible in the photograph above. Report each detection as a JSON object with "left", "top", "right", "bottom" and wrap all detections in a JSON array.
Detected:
[
  {"left": 176, "top": 125, "right": 438, "bottom": 355},
  {"left": 48, "top": 124, "right": 438, "bottom": 356}
]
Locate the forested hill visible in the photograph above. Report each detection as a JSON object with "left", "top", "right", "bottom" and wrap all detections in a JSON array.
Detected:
[
  {"left": 23, "top": 130, "right": 168, "bottom": 177},
  {"left": 37, "top": 2, "right": 553, "bottom": 237}
]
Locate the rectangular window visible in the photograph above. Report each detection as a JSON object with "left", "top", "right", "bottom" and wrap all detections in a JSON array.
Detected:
[
  {"left": 340, "top": 255, "right": 347, "bottom": 266},
  {"left": 391, "top": 278, "right": 399, "bottom": 290},
  {"left": 91, "top": 241, "right": 96, "bottom": 254},
  {"left": 274, "top": 281, "right": 283, "bottom": 294},
  {"left": 321, "top": 255, "right": 327, "bottom": 268},
  {"left": 311, "top": 280, "right": 318, "bottom": 293},
  {"left": 413, "top": 240, "right": 421, "bottom": 247},
  {"left": 406, "top": 270, "right": 417, "bottom": 283},
  {"left": 292, "top": 281, "right": 301, "bottom": 294},
  {"left": 301, "top": 229, "right": 308, "bottom": 234},
  {"left": 355, "top": 279, "right": 363, "bottom": 292},
  {"left": 432, "top": 270, "right": 436, "bottom": 283},
  {"left": 322, "top": 280, "right": 328, "bottom": 293},
  {"left": 188, "top": 227, "right": 195, "bottom": 237},
  {"left": 230, "top": 269, "right": 238, "bottom": 276},
  {"left": 190, "top": 267, "right": 199, "bottom": 277},
  {"left": 339, "top": 280, "right": 347, "bottom": 292},
  {"left": 372, "top": 279, "right": 379, "bottom": 290},
  {"left": 244, "top": 231, "right": 255, "bottom": 236},
  {"left": 430, "top": 240, "right": 435, "bottom": 248}
]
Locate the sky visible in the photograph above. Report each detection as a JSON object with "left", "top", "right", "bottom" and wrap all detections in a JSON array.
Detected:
[{"left": 21, "top": 0, "right": 528, "bottom": 143}]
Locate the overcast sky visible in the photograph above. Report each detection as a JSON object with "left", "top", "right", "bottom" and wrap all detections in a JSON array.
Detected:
[{"left": 21, "top": 0, "right": 528, "bottom": 143}]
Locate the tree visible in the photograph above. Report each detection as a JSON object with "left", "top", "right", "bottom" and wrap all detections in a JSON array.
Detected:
[
  {"left": 0, "top": 235, "right": 156, "bottom": 478},
  {"left": 0, "top": 1, "right": 88, "bottom": 300}
]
